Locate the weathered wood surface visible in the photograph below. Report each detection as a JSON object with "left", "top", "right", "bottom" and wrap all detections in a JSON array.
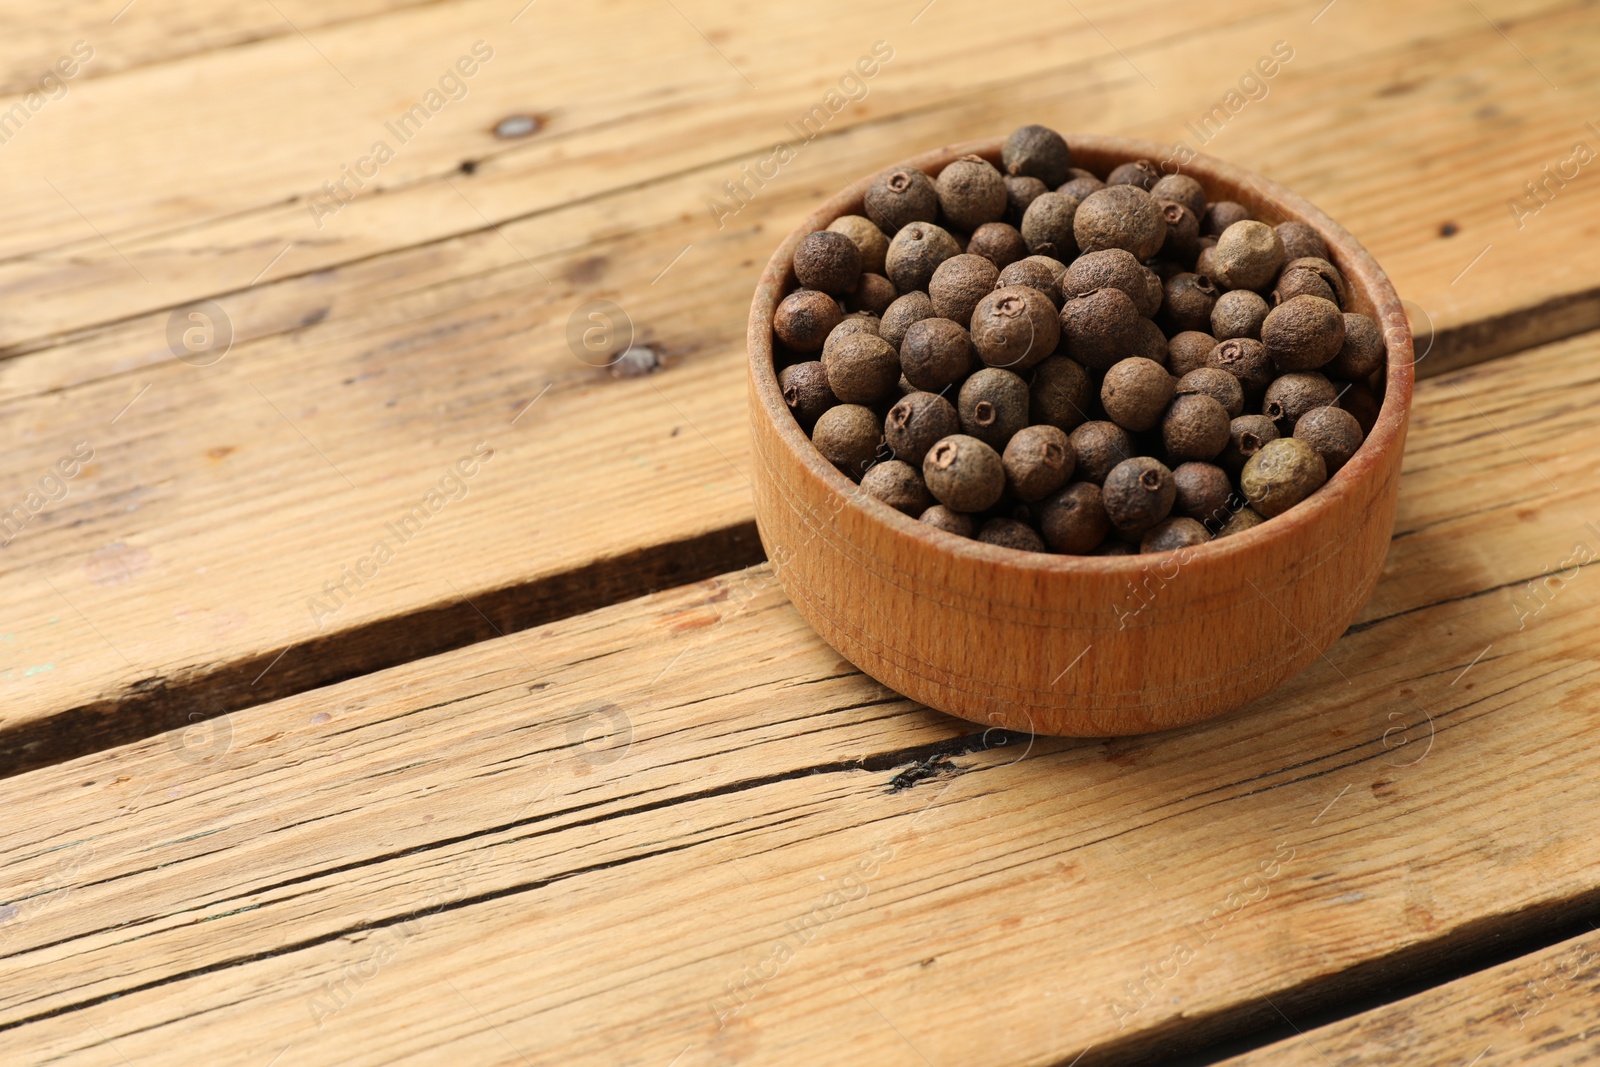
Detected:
[
  {"left": 0, "top": 0, "right": 1593, "bottom": 739},
  {"left": 4, "top": 0, "right": 1600, "bottom": 776},
  {"left": 1221, "top": 927, "right": 1600, "bottom": 1065},
  {"left": 0, "top": 1, "right": 436, "bottom": 96},
  {"left": 2, "top": 331, "right": 1597, "bottom": 1064}
]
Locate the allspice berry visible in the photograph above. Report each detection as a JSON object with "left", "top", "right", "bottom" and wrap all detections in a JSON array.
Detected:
[
  {"left": 936, "top": 155, "right": 1008, "bottom": 230},
  {"left": 1212, "top": 220, "right": 1285, "bottom": 291},
  {"left": 1272, "top": 261, "right": 1338, "bottom": 307},
  {"left": 1096, "top": 540, "right": 1137, "bottom": 557},
  {"left": 1172, "top": 461, "right": 1233, "bottom": 523},
  {"left": 1159, "top": 202, "right": 1201, "bottom": 263},
  {"left": 1102, "top": 456, "right": 1176, "bottom": 536},
  {"left": 1201, "top": 201, "right": 1252, "bottom": 236},
  {"left": 1151, "top": 173, "right": 1207, "bottom": 217},
  {"left": 1133, "top": 317, "right": 1170, "bottom": 366},
  {"left": 1062, "top": 249, "right": 1161, "bottom": 316},
  {"left": 958, "top": 367, "right": 1030, "bottom": 450},
  {"left": 1211, "top": 289, "right": 1270, "bottom": 340},
  {"left": 900, "top": 317, "right": 974, "bottom": 392},
  {"left": 1293, "top": 405, "right": 1364, "bottom": 473},
  {"left": 864, "top": 167, "right": 939, "bottom": 233},
  {"left": 827, "top": 214, "right": 890, "bottom": 274},
  {"left": 1030, "top": 355, "right": 1093, "bottom": 431},
  {"left": 1041, "top": 481, "right": 1111, "bottom": 553},
  {"left": 1058, "top": 174, "right": 1104, "bottom": 201},
  {"left": 923, "top": 434, "right": 1006, "bottom": 512},
  {"left": 793, "top": 230, "right": 862, "bottom": 296},
  {"left": 885, "top": 221, "right": 961, "bottom": 293},
  {"left": 1241, "top": 437, "right": 1327, "bottom": 517},
  {"left": 885, "top": 390, "right": 960, "bottom": 466},
  {"left": 1168, "top": 331, "right": 1219, "bottom": 377},
  {"left": 968, "top": 222, "right": 1029, "bottom": 269},
  {"left": 1004, "top": 175, "right": 1049, "bottom": 225},
  {"left": 1326, "top": 312, "right": 1385, "bottom": 380},
  {"left": 1175, "top": 367, "right": 1243, "bottom": 417},
  {"left": 1106, "top": 159, "right": 1160, "bottom": 191},
  {"left": 773, "top": 289, "right": 842, "bottom": 352},
  {"left": 880, "top": 290, "right": 935, "bottom": 349},
  {"left": 1003, "top": 424, "right": 1074, "bottom": 501},
  {"left": 1220, "top": 414, "right": 1279, "bottom": 477},
  {"left": 1216, "top": 506, "right": 1265, "bottom": 538},
  {"left": 1161, "top": 272, "right": 1219, "bottom": 333},
  {"left": 971, "top": 286, "right": 1059, "bottom": 369},
  {"left": 1281, "top": 257, "right": 1349, "bottom": 307},
  {"left": 929, "top": 254, "right": 1000, "bottom": 324},
  {"left": 861, "top": 459, "right": 933, "bottom": 516},
  {"left": 920, "top": 504, "right": 975, "bottom": 537},
  {"left": 812, "top": 404, "right": 882, "bottom": 479},
  {"left": 1101, "top": 357, "right": 1175, "bottom": 432},
  {"left": 998, "top": 255, "right": 1067, "bottom": 307},
  {"left": 1020, "top": 191, "right": 1082, "bottom": 260},
  {"left": 823, "top": 332, "right": 900, "bottom": 404},
  {"left": 1276, "top": 221, "right": 1329, "bottom": 264},
  {"left": 848, "top": 274, "right": 898, "bottom": 316},
  {"left": 1263, "top": 371, "right": 1338, "bottom": 433},
  {"left": 1141, "top": 517, "right": 1209, "bottom": 554},
  {"left": 1060, "top": 287, "right": 1142, "bottom": 370},
  {"left": 1002, "top": 125, "right": 1072, "bottom": 187},
  {"left": 822, "top": 314, "right": 879, "bottom": 360},
  {"left": 1207, "top": 337, "right": 1275, "bottom": 396},
  {"left": 979, "top": 517, "right": 1047, "bottom": 552},
  {"left": 1262, "top": 295, "right": 1345, "bottom": 371},
  {"left": 779, "top": 360, "right": 837, "bottom": 428},
  {"left": 1069, "top": 421, "right": 1135, "bottom": 484},
  {"left": 1162, "top": 393, "right": 1231, "bottom": 462},
  {"left": 1074, "top": 185, "right": 1166, "bottom": 260}
]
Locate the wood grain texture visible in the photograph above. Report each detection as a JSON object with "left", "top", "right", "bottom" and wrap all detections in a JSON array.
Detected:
[
  {"left": 0, "top": 0, "right": 439, "bottom": 96},
  {"left": 5, "top": 0, "right": 1600, "bottom": 773},
  {"left": 750, "top": 136, "right": 1413, "bottom": 735},
  {"left": 1220, "top": 928, "right": 1600, "bottom": 1065},
  {"left": 0, "top": 329, "right": 1597, "bottom": 1064}
]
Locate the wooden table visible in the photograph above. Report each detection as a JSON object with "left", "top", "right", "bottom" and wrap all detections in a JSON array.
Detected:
[{"left": 3, "top": 1, "right": 1598, "bottom": 1063}]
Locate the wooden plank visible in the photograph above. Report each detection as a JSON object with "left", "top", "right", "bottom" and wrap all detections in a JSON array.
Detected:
[
  {"left": 1218, "top": 927, "right": 1600, "bottom": 1065},
  {"left": 0, "top": 329, "right": 1597, "bottom": 1064},
  {"left": 0, "top": 0, "right": 436, "bottom": 96},
  {"left": 6, "top": 0, "right": 1600, "bottom": 773},
  {"left": 0, "top": 0, "right": 1589, "bottom": 348}
]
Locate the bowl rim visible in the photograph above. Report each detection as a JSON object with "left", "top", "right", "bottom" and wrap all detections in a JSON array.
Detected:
[{"left": 747, "top": 134, "right": 1415, "bottom": 574}]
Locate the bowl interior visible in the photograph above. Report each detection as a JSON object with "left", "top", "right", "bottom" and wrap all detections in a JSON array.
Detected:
[{"left": 748, "top": 135, "right": 1414, "bottom": 574}]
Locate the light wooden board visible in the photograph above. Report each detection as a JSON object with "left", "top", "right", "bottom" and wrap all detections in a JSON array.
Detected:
[
  {"left": 1, "top": 330, "right": 1597, "bottom": 1064},
  {"left": 1220, "top": 927, "right": 1600, "bottom": 1065},
  {"left": 5, "top": 0, "right": 1600, "bottom": 772},
  {"left": 0, "top": 1, "right": 436, "bottom": 96}
]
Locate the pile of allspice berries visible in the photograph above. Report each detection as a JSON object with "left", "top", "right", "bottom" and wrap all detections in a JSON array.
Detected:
[{"left": 772, "top": 124, "right": 1384, "bottom": 555}]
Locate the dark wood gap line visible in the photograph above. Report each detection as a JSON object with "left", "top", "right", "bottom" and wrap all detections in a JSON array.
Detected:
[
  {"left": 1421, "top": 285, "right": 1600, "bottom": 380},
  {"left": 0, "top": 521, "right": 763, "bottom": 782},
  {"left": 1125, "top": 900, "right": 1600, "bottom": 1067}
]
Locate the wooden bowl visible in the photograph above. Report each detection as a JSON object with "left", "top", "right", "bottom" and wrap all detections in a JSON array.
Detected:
[{"left": 747, "top": 136, "right": 1413, "bottom": 736}]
